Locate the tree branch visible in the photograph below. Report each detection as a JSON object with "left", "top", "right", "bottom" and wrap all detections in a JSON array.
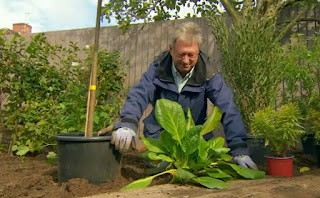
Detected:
[
  {"left": 278, "top": 17, "right": 320, "bottom": 25},
  {"left": 275, "top": 0, "right": 297, "bottom": 14},
  {"left": 278, "top": 4, "right": 309, "bottom": 40},
  {"left": 220, "top": 0, "right": 241, "bottom": 24}
]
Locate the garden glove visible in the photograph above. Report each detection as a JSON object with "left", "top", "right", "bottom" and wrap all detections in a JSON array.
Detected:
[
  {"left": 111, "top": 127, "right": 137, "bottom": 152},
  {"left": 233, "top": 155, "right": 258, "bottom": 170}
]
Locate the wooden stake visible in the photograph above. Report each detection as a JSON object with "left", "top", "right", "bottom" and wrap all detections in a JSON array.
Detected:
[{"left": 85, "top": 0, "right": 102, "bottom": 137}]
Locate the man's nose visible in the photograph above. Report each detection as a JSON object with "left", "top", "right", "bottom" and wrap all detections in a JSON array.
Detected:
[{"left": 181, "top": 55, "right": 190, "bottom": 63}]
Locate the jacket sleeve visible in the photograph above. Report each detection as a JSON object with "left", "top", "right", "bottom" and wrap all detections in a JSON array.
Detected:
[
  {"left": 115, "top": 63, "right": 157, "bottom": 132},
  {"left": 206, "top": 74, "right": 249, "bottom": 156}
]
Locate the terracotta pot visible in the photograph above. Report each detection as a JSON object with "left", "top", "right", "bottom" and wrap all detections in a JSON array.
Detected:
[{"left": 266, "top": 156, "right": 293, "bottom": 177}]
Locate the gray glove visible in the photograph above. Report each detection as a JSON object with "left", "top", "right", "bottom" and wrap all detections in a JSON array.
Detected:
[
  {"left": 233, "top": 155, "right": 258, "bottom": 170},
  {"left": 111, "top": 127, "right": 137, "bottom": 152}
]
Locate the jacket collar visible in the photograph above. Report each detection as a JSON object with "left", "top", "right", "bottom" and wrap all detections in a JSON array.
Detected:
[{"left": 155, "top": 51, "right": 207, "bottom": 86}]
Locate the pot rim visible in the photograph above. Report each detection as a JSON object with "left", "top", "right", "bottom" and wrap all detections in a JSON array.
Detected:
[
  {"left": 264, "top": 155, "right": 294, "bottom": 159},
  {"left": 55, "top": 132, "right": 111, "bottom": 142}
]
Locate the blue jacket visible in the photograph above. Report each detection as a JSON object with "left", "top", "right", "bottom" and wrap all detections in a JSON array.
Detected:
[{"left": 116, "top": 51, "right": 249, "bottom": 156}]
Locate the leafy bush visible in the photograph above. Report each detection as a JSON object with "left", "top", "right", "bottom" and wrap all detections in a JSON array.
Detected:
[
  {"left": 209, "top": 13, "right": 285, "bottom": 129},
  {"left": 0, "top": 33, "right": 127, "bottom": 155},
  {"left": 281, "top": 33, "right": 320, "bottom": 138},
  {"left": 122, "top": 99, "right": 265, "bottom": 191},
  {"left": 250, "top": 103, "right": 304, "bottom": 157}
]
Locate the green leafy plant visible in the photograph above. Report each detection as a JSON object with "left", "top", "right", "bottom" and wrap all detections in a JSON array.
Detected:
[
  {"left": 250, "top": 103, "right": 304, "bottom": 157},
  {"left": 281, "top": 33, "right": 320, "bottom": 141},
  {"left": 122, "top": 99, "right": 265, "bottom": 191},
  {"left": 0, "top": 33, "right": 127, "bottom": 155},
  {"left": 209, "top": 12, "right": 286, "bottom": 130},
  {"left": 47, "top": 151, "right": 57, "bottom": 165}
]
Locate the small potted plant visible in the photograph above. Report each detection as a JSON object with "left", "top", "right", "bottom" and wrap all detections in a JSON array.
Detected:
[{"left": 250, "top": 103, "right": 304, "bottom": 177}]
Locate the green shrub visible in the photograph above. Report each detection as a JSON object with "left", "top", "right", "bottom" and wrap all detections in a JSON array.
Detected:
[
  {"left": 0, "top": 33, "right": 127, "bottom": 155},
  {"left": 209, "top": 13, "right": 285, "bottom": 129},
  {"left": 250, "top": 103, "right": 304, "bottom": 157},
  {"left": 281, "top": 33, "right": 320, "bottom": 138}
]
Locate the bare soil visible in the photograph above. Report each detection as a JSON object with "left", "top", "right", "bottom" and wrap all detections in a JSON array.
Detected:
[
  {"left": 0, "top": 151, "right": 156, "bottom": 198},
  {"left": 1, "top": 149, "right": 320, "bottom": 198}
]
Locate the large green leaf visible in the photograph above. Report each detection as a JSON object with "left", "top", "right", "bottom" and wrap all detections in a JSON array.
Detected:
[
  {"left": 197, "top": 137, "right": 209, "bottom": 162},
  {"left": 213, "top": 147, "right": 231, "bottom": 154},
  {"left": 155, "top": 99, "right": 186, "bottom": 144},
  {"left": 186, "top": 108, "right": 195, "bottom": 131},
  {"left": 160, "top": 131, "right": 184, "bottom": 161},
  {"left": 173, "top": 145, "right": 187, "bottom": 168},
  {"left": 141, "top": 137, "right": 165, "bottom": 154},
  {"left": 216, "top": 153, "right": 233, "bottom": 161},
  {"left": 193, "top": 176, "right": 228, "bottom": 189},
  {"left": 141, "top": 151, "right": 173, "bottom": 162},
  {"left": 207, "top": 137, "right": 225, "bottom": 149},
  {"left": 177, "top": 168, "right": 196, "bottom": 181},
  {"left": 159, "top": 130, "right": 175, "bottom": 154},
  {"left": 188, "top": 162, "right": 208, "bottom": 172},
  {"left": 205, "top": 137, "right": 230, "bottom": 161},
  {"left": 121, "top": 175, "right": 154, "bottom": 191},
  {"left": 217, "top": 162, "right": 265, "bottom": 179},
  {"left": 122, "top": 169, "right": 177, "bottom": 191},
  {"left": 181, "top": 125, "right": 201, "bottom": 155},
  {"left": 206, "top": 168, "right": 233, "bottom": 180},
  {"left": 200, "top": 106, "right": 222, "bottom": 136}
]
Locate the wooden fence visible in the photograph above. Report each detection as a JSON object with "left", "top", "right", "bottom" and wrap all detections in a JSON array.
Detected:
[{"left": 38, "top": 17, "right": 221, "bottom": 88}]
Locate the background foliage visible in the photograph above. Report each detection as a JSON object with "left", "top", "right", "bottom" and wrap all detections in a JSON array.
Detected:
[
  {"left": 209, "top": 12, "right": 285, "bottom": 128},
  {"left": 281, "top": 33, "right": 320, "bottom": 142},
  {"left": 0, "top": 32, "right": 127, "bottom": 155},
  {"left": 101, "top": 0, "right": 320, "bottom": 131}
]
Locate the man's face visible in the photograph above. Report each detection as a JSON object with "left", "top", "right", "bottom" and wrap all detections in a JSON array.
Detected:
[{"left": 169, "top": 39, "right": 199, "bottom": 77}]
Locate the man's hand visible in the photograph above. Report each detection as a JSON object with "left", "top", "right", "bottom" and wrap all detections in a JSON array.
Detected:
[
  {"left": 233, "top": 155, "right": 258, "bottom": 170},
  {"left": 111, "top": 127, "right": 136, "bottom": 152}
]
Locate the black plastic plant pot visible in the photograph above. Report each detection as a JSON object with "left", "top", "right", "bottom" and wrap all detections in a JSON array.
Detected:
[
  {"left": 246, "top": 135, "right": 269, "bottom": 167},
  {"left": 301, "top": 134, "right": 315, "bottom": 155},
  {"left": 55, "top": 132, "right": 121, "bottom": 184}
]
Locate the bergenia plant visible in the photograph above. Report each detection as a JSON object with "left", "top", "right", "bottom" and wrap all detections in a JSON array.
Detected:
[{"left": 122, "top": 99, "right": 265, "bottom": 190}]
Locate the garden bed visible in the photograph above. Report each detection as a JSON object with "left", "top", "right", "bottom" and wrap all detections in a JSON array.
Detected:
[{"left": 0, "top": 150, "right": 320, "bottom": 198}]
